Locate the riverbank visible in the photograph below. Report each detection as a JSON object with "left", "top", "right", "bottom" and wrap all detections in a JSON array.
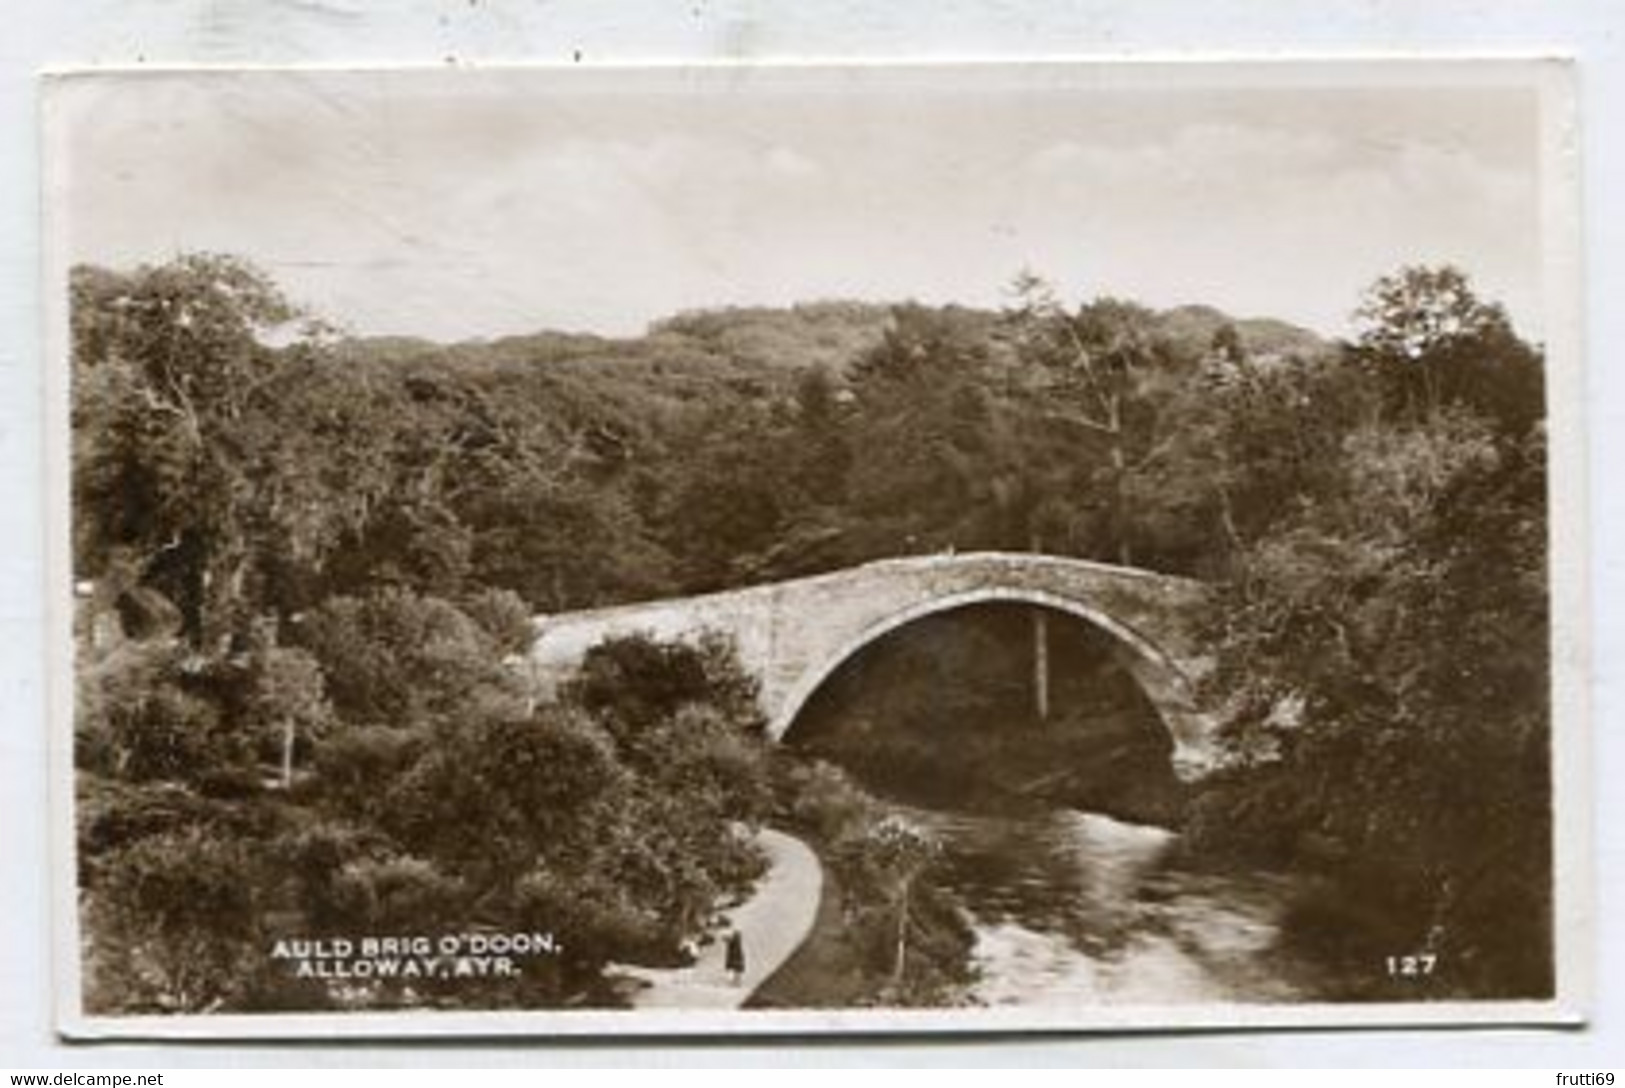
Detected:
[
  {"left": 604, "top": 827, "right": 822, "bottom": 1009},
  {"left": 744, "top": 846, "right": 868, "bottom": 1009}
]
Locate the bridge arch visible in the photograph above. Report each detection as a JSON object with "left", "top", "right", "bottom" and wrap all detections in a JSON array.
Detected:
[
  {"left": 528, "top": 552, "right": 1218, "bottom": 778},
  {"left": 767, "top": 585, "right": 1206, "bottom": 770}
]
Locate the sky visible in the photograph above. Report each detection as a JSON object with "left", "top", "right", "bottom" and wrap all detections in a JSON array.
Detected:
[{"left": 49, "top": 65, "right": 1547, "bottom": 342}]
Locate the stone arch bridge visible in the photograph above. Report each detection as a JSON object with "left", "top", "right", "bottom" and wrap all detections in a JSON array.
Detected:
[{"left": 527, "top": 552, "right": 1218, "bottom": 778}]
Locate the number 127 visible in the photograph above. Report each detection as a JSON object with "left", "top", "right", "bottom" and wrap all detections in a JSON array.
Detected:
[{"left": 1386, "top": 953, "right": 1438, "bottom": 977}]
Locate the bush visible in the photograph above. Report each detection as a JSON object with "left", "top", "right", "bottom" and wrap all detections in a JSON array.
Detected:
[
  {"left": 459, "top": 586, "right": 537, "bottom": 657},
  {"left": 565, "top": 631, "right": 765, "bottom": 742},
  {"left": 84, "top": 825, "right": 263, "bottom": 1013}
]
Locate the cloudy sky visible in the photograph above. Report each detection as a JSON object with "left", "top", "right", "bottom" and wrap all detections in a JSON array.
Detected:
[{"left": 49, "top": 65, "right": 1546, "bottom": 342}]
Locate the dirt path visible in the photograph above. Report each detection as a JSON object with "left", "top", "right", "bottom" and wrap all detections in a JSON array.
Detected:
[{"left": 605, "top": 827, "right": 823, "bottom": 1009}]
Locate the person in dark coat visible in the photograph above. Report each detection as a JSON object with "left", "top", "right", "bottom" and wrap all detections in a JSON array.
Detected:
[{"left": 724, "top": 928, "right": 746, "bottom": 985}]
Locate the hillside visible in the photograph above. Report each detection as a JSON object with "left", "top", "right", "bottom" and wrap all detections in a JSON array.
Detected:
[
  {"left": 336, "top": 298, "right": 1327, "bottom": 389},
  {"left": 1158, "top": 304, "right": 1331, "bottom": 361}
]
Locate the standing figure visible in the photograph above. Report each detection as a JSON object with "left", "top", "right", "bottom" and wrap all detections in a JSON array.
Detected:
[{"left": 724, "top": 928, "right": 746, "bottom": 986}]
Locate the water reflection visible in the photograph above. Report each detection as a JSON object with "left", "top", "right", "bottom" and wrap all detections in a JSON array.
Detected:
[{"left": 904, "top": 806, "right": 1321, "bottom": 1005}]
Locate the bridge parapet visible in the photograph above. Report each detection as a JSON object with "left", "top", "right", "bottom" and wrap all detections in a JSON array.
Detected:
[{"left": 528, "top": 552, "right": 1219, "bottom": 777}]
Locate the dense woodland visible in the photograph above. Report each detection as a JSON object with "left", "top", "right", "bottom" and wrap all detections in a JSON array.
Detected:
[{"left": 71, "top": 254, "right": 1550, "bottom": 1009}]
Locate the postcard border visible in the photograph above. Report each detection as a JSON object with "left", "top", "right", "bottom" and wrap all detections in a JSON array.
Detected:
[{"left": 41, "top": 55, "right": 1589, "bottom": 1041}]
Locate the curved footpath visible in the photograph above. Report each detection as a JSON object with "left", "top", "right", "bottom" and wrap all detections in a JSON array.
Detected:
[{"left": 605, "top": 827, "right": 823, "bottom": 1009}]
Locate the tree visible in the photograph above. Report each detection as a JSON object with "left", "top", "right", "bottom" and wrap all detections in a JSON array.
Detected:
[
  {"left": 1004, "top": 274, "right": 1170, "bottom": 565},
  {"left": 458, "top": 586, "right": 538, "bottom": 657},
  {"left": 1123, "top": 346, "right": 1375, "bottom": 575},
  {"left": 845, "top": 304, "right": 1006, "bottom": 555},
  {"left": 566, "top": 631, "right": 766, "bottom": 747},
  {"left": 1189, "top": 323, "right": 1551, "bottom": 996},
  {"left": 864, "top": 815, "right": 939, "bottom": 984},
  {"left": 790, "top": 365, "right": 852, "bottom": 507},
  {"left": 1210, "top": 321, "right": 1246, "bottom": 365},
  {"left": 1354, "top": 265, "right": 1504, "bottom": 364},
  {"left": 84, "top": 826, "right": 263, "bottom": 1012},
  {"left": 657, "top": 412, "right": 789, "bottom": 591},
  {"left": 76, "top": 639, "right": 249, "bottom": 783},
  {"left": 1354, "top": 264, "right": 1543, "bottom": 432},
  {"left": 244, "top": 641, "right": 331, "bottom": 789},
  {"left": 385, "top": 704, "right": 630, "bottom": 883},
  {"left": 295, "top": 587, "right": 525, "bottom": 730},
  {"left": 72, "top": 256, "right": 307, "bottom": 647}
]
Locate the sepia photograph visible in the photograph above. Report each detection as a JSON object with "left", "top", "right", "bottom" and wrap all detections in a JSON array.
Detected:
[{"left": 42, "top": 60, "right": 1585, "bottom": 1037}]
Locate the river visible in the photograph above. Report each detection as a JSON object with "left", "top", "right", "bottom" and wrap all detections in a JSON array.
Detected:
[{"left": 903, "top": 805, "right": 1330, "bottom": 1005}]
